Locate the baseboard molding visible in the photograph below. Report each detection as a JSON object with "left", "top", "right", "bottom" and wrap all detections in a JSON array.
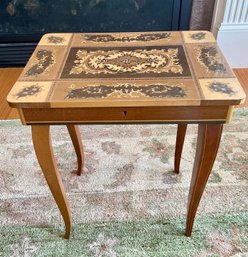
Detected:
[{"left": 217, "top": 28, "right": 248, "bottom": 68}]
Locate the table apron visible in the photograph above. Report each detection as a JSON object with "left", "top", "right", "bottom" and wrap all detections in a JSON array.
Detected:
[{"left": 20, "top": 105, "right": 231, "bottom": 125}]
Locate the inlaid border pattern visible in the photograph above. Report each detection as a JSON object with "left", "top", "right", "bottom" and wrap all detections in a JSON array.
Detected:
[
  {"left": 82, "top": 32, "right": 171, "bottom": 43},
  {"left": 65, "top": 83, "right": 187, "bottom": 99}
]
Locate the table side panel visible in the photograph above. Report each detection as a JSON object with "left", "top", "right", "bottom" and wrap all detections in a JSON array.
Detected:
[{"left": 21, "top": 106, "right": 230, "bottom": 124}]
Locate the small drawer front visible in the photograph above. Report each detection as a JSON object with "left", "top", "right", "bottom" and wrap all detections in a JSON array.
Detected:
[{"left": 22, "top": 106, "right": 230, "bottom": 124}]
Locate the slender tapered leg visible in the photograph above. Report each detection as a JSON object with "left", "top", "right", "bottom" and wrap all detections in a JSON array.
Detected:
[
  {"left": 186, "top": 123, "right": 223, "bottom": 236},
  {"left": 174, "top": 124, "right": 187, "bottom": 173},
  {"left": 66, "top": 125, "right": 84, "bottom": 176},
  {"left": 32, "top": 125, "right": 71, "bottom": 239}
]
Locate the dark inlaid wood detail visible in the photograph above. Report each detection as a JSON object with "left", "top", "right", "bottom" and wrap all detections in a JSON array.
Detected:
[
  {"left": 61, "top": 46, "right": 191, "bottom": 79},
  {"left": 25, "top": 49, "right": 54, "bottom": 77},
  {"left": 65, "top": 84, "right": 187, "bottom": 99},
  {"left": 82, "top": 32, "right": 171, "bottom": 43}
]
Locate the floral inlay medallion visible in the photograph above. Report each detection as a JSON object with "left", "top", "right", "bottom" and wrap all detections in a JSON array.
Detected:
[
  {"left": 71, "top": 48, "right": 182, "bottom": 75},
  {"left": 61, "top": 46, "right": 191, "bottom": 78}
]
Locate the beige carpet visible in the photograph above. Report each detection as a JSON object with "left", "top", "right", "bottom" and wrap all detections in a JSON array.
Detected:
[{"left": 0, "top": 109, "right": 248, "bottom": 256}]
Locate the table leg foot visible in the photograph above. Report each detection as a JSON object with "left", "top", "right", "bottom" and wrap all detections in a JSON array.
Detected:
[
  {"left": 174, "top": 124, "right": 187, "bottom": 174},
  {"left": 67, "top": 125, "right": 84, "bottom": 176},
  {"left": 32, "top": 125, "right": 72, "bottom": 239},
  {"left": 65, "top": 227, "right": 71, "bottom": 239},
  {"left": 186, "top": 123, "right": 223, "bottom": 236}
]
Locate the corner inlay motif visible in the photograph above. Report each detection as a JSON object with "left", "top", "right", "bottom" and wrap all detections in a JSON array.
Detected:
[
  {"left": 15, "top": 84, "right": 43, "bottom": 99},
  {"left": 208, "top": 82, "right": 236, "bottom": 96}
]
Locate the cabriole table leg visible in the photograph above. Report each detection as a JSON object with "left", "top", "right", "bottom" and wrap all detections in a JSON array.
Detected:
[
  {"left": 32, "top": 125, "right": 72, "bottom": 239},
  {"left": 174, "top": 124, "right": 188, "bottom": 173},
  {"left": 186, "top": 123, "right": 223, "bottom": 236},
  {"left": 66, "top": 125, "right": 84, "bottom": 176}
]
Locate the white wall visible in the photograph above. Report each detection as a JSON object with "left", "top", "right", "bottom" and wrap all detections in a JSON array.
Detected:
[
  {"left": 212, "top": 0, "right": 248, "bottom": 68},
  {"left": 211, "top": 0, "right": 227, "bottom": 37}
]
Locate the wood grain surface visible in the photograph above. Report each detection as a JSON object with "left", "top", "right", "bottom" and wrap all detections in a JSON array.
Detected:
[
  {"left": 6, "top": 31, "right": 246, "bottom": 109},
  {"left": 234, "top": 69, "right": 248, "bottom": 108},
  {"left": 32, "top": 125, "right": 71, "bottom": 239},
  {"left": 0, "top": 68, "right": 22, "bottom": 119},
  {"left": 1, "top": 68, "right": 248, "bottom": 121},
  {"left": 186, "top": 123, "right": 223, "bottom": 236}
]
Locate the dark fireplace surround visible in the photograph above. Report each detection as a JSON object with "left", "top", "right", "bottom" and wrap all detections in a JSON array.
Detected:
[{"left": 0, "top": 0, "right": 215, "bottom": 67}]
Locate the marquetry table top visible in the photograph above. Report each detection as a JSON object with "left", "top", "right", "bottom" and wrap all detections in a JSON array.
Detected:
[{"left": 7, "top": 31, "right": 246, "bottom": 108}]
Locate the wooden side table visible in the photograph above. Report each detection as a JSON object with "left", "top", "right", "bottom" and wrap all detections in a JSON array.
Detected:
[{"left": 7, "top": 31, "right": 246, "bottom": 239}]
